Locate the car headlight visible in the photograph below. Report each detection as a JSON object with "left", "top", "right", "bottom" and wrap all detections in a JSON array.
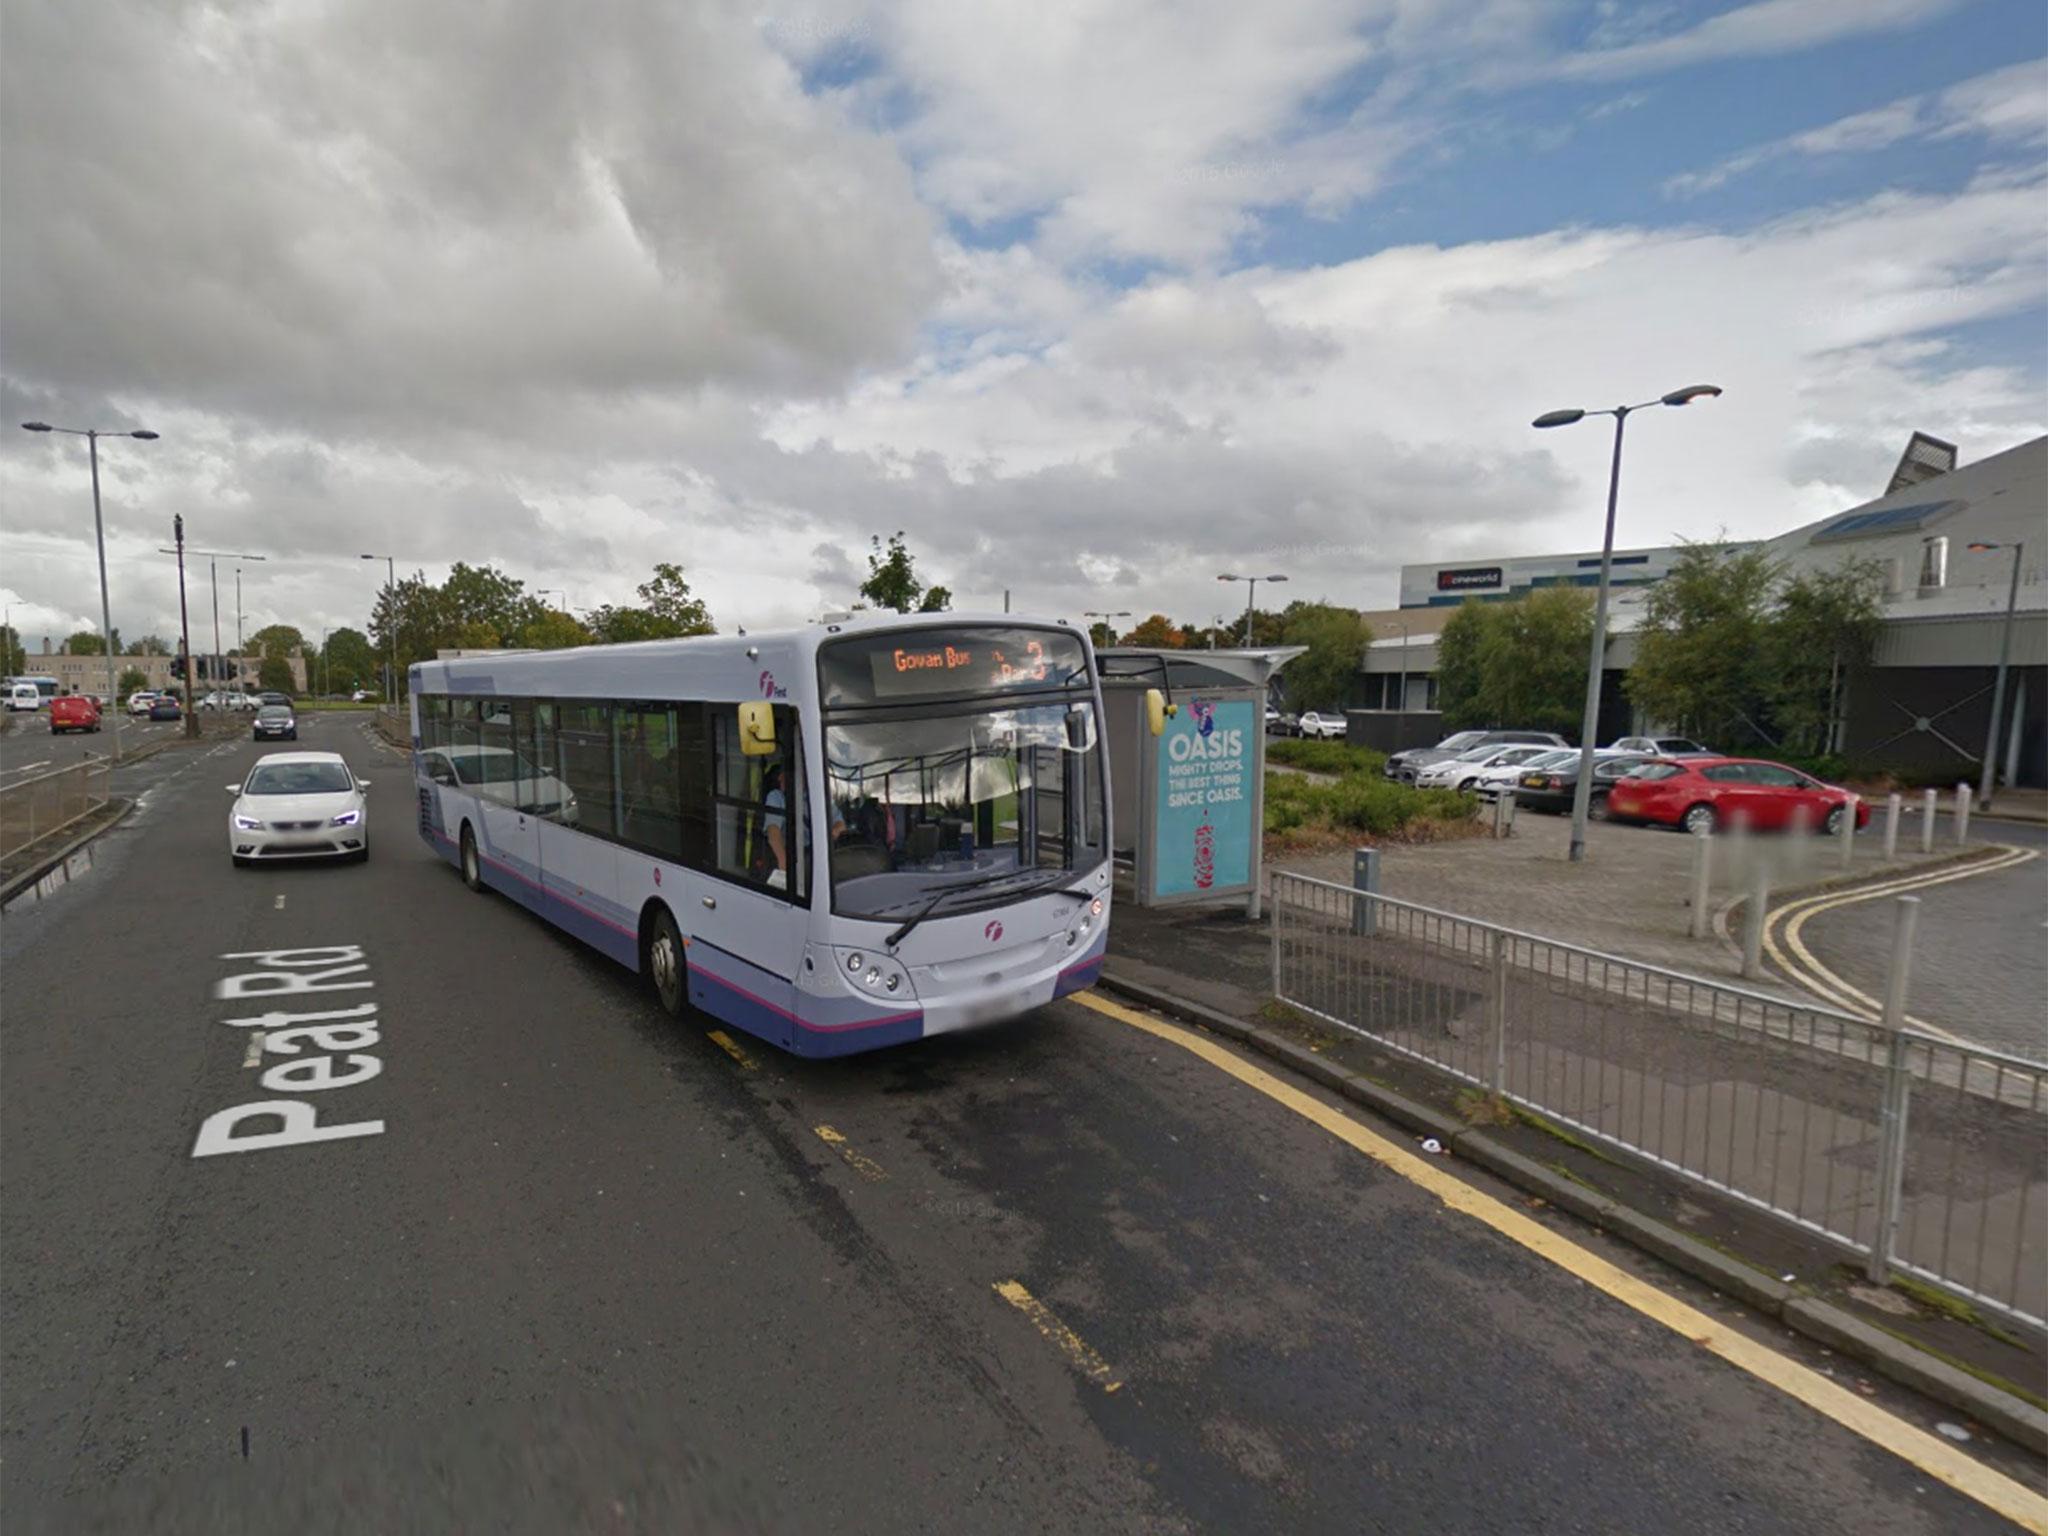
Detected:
[
  {"left": 233, "top": 814, "right": 262, "bottom": 830},
  {"left": 329, "top": 809, "right": 361, "bottom": 826}
]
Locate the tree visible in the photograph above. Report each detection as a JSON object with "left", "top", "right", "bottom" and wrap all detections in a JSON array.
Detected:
[
  {"left": 861, "top": 533, "right": 926, "bottom": 613},
  {"left": 1087, "top": 620, "right": 1119, "bottom": 649},
  {"left": 248, "top": 624, "right": 307, "bottom": 660},
  {"left": 63, "top": 629, "right": 120, "bottom": 655},
  {"left": 1278, "top": 603, "right": 1375, "bottom": 711},
  {"left": 1, "top": 624, "right": 25, "bottom": 677},
  {"left": 519, "top": 609, "right": 595, "bottom": 651},
  {"left": 441, "top": 563, "right": 541, "bottom": 645},
  {"left": 1434, "top": 588, "right": 1595, "bottom": 735},
  {"left": 1120, "top": 614, "right": 1187, "bottom": 648},
  {"left": 918, "top": 585, "right": 952, "bottom": 613},
  {"left": 259, "top": 655, "right": 297, "bottom": 695},
  {"left": 1627, "top": 542, "right": 1781, "bottom": 742},
  {"left": 320, "top": 627, "right": 377, "bottom": 693},
  {"left": 132, "top": 634, "right": 172, "bottom": 656},
  {"left": 1764, "top": 558, "right": 1887, "bottom": 755},
  {"left": 587, "top": 564, "right": 715, "bottom": 644},
  {"left": 117, "top": 666, "right": 148, "bottom": 696}
]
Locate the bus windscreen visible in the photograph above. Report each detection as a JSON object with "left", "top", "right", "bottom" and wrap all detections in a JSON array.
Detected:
[{"left": 819, "top": 627, "right": 1089, "bottom": 708}]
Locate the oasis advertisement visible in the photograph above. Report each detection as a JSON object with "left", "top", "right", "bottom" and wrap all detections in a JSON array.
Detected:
[{"left": 1154, "top": 697, "right": 1254, "bottom": 898}]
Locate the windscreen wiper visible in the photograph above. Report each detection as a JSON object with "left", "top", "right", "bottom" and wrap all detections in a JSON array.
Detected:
[{"left": 883, "top": 867, "right": 1051, "bottom": 949}]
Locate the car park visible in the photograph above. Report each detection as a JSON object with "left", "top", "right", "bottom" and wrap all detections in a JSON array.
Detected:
[
  {"left": 226, "top": 752, "right": 370, "bottom": 865},
  {"left": 1514, "top": 752, "right": 1657, "bottom": 818},
  {"left": 1605, "top": 756, "right": 1870, "bottom": 835},
  {"left": 1296, "top": 710, "right": 1346, "bottom": 739},
  {"left": 1415, "top": 743, "right": 1555, "bottom": 792},
  {"left": 252, "top": 703, "right": 299, "bottom": 741},
  {"left": 148, "top": 695, "right": 182, "bottom": 722},
  {"left": 1385, "top": 728, "right": 1567, "bottom": 783},
  {"left": 49, "top": 695, "right": 102, "bottom": 734},
  {"left": 1609, "top": 735, "right": 1713, "bottom": 757}
]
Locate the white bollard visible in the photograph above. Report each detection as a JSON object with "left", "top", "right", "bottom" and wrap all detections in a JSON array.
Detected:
[
  {"left": 1955, "top": 782, "right": 1972, "bottom": 845},
  {"left": 1787, "top": 803, "right": 1814, "bottom": 882},
  {"left": 1741, "top": 858, "right": 1770, "bottom": 979},
  {"left": 1883, "top": 792, "right": 1901, "bottom": 860},
  {"left": 1689, "top": 828, "right": 1714, "bottom": 940},
  {"left": 1838, "top": 796, "right": 1857, "bottom": 870},
  {"left": 1920, "top": 787, "right": 1937, "bottom": 854}
]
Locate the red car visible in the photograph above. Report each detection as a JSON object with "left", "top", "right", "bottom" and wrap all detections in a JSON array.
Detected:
[
  {"left": 49, "top": 695, "right": 102, "bottom": 734},
  {"left": 1605, "top": 756, "right": 1871, "bottom": 835}
]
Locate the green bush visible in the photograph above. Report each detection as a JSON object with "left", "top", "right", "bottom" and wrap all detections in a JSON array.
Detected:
[
  {"left": 1263, "top": 769, "right": 1472, "bottom": 840},
  {"left": 1267, "top": 738, "right": 1388, "bottom": 777}
]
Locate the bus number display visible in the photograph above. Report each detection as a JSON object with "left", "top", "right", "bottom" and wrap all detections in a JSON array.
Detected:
[{"left": 824, "top": 627, "right": 1087, "bottom": 706}]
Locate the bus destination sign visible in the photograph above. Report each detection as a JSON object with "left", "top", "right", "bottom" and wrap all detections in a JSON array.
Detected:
[{"left": 821, "top": 627, "right": 1089, "bottom": 706}]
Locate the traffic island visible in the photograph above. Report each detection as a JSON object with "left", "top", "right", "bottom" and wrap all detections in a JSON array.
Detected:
[{"left": 1099, "top": 900, "right": 2048, "bottom": 1456}]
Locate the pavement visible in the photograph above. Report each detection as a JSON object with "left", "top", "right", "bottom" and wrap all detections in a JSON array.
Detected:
[{"left": 3, "top": 714, "right": 2044, "bottom": 1532}]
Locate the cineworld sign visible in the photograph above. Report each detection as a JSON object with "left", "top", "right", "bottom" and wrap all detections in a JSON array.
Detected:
[{"left": 1437, "top": 566, "right": 1503, "bottom": 592}]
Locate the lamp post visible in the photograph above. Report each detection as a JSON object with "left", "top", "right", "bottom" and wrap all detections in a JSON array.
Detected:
[
  {"left": 1533, "top": 384, "right": 1722, "bottom": 862},
  {"left": 1218, "top": 573, "right": 1287, "bottom": 646},
  {"left": 1967, "top": 540, "right": 2024, "bottom": 809},
  {"left": 1082, "top": 610, "right": 1131, "bottom": 648},
  {"left": 20, "top": 421, "right": 159, "bottom": 761},
  {"left": 163, "top": 548, "right": 265, "bottom": 700},
  {"left": 1394, "top": 621, "right": 1410, "bottom": 750},
  {"left": 361, "top": 554, "right": 398, "bottom": 703}
]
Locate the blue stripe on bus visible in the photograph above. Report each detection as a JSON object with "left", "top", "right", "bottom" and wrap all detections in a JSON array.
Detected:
[{"left": 1052, "top": 933, "right": 1107, "bottom": 999}]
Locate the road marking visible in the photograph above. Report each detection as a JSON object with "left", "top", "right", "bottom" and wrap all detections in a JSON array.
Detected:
[
  {"left": 812, "top": 1123, "right": 887, "bottom": 1182},
  {"left": 706, "top": 1030, "right": 757, "bottom": 1070},
  {"left": 242, "top": 1032, "right": 266, "bottom": 1068},
  {"left": 993, "top": 1280, "right": 1123, "bottom": 1393},
  {"left": 1071, "top": 989, "right": 2048, "bottom": 1532},
  {"left": 1763, "top": 847, "right": 2039, "bottom": 1034},
  {"left": 1, "top": 760, "right": 51, "bottom": 777},
  {"left": 274, "top": 895, "right": 286, "bottom": 910}
]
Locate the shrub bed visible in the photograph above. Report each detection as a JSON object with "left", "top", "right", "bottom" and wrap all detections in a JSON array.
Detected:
[
  {"left": 1264, "top": 768, "right": 1475, "bottom": 845},
  {"left": 1266, "top": 738, "right": 1388, "bottom": 777}
]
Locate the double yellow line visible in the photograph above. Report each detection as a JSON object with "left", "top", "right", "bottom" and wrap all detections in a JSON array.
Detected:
[{"left": 1761, "top": 846, "right": 2039, "bottom": 1038}]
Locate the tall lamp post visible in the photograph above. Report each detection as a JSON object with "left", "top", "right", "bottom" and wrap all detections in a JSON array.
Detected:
[
  {"left": 162, "top": 548, "right": 265, "bottom": 699},
  {"left": 1082, "top": 610, "right": 1131, "bottom": 647},
  {"left": 361, "top": 554, "right": 398, "bottom": 704},
  {"left": 20, "top": 420, "right": 159, "bottom": 762},
  {"left": 1967, "top": 540, "right": 2024, "bottom": 809},
  {"left": 1393, "top": 621, "right": 1410, "bottom": 750},
  {"left": 1217, "top": 572, "right": 1287, "bottom": 646},
  {"left": 1533, "top": 384, "right": 1722, "bottom": 862}
]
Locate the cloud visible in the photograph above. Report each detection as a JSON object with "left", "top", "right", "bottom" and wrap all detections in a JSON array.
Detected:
[
  {"left": 1558, "top": 0, "right": 1968, "bottom": 81},
  {"left": 1666, "top": 59, "right": 2048, "bottom": 196}
]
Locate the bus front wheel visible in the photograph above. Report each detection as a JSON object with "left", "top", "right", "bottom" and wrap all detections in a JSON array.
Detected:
[
  {"left": 646, "top": 906, "right": 687, "bottom": 1018},
  {"left": 460, "top": 824, "right": 483, "bottom": 891}
]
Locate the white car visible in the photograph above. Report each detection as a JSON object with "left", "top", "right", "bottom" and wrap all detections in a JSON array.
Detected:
[
  {"left": 1465, "top": 747, "right": 1578, "bottom": 798},
  {"left": 227, "top": 752, "right": 371, "bottom": 865},
  {"left": 1417, "top": 743, "right": 1553, "bottom": 792},
  {"left": 1296, "top": 711, "right": 1347, "bottom": 740},
  {"left": 127, "top": 691, "right": 160, "bottom": 715},
  {"left": 1609, "top": 735, "right": 1712, "bottom": 757},
  {"left": 420, "top": 745, "right": 577, "bottom": 824},
  {"left": 6, "top": 682, "right": 42, "bottom": 711}
]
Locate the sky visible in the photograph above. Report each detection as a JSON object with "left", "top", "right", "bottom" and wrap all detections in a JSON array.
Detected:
[{"left": 2, "top": 0, "right": 2044, "bottom": 652}]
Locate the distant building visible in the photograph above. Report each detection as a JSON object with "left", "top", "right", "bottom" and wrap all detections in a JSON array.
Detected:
[
  {"left": 34, "top": 639, "right": 309, "bottom": 696},
  {"left": 1355, "top": 434, "right": 2047, "bottom": 785}
]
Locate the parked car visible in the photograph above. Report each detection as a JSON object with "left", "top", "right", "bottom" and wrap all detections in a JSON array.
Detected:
[
  {"left": 1265, "top": 706, "right": 1302, "bottom": 736},
  {"left": 1296, "top": 711, "right": 1346, "bottom": 740},
  {"left": 148, "top": 695, "right": 182, "bottom": 722},
  {"left": 1513, "top": 753, "right": 1657, "bottom": 818},
  {"left": 7, "top": 681, "right": 43, "bottom": 711},
  {"left": 127, "top": 690, "right": 159, "bottom": 715},
  {"left": 1605, "top": 757, "right": 1871, "bottom": 835},
  {"left": 258, "top": 690, "right": 293, "bottom": 708},
  {"left": 1609, "top": 735, "right": 1713, "bottom": 757},
  {"left": 1385, "top": 729, "right": 1568, "bottom": 783},
  {"left": 49, "top": 695, "right": 103, "bottom": 734},
  {"left": 1466, "top": 747, "right": 1579, "bottom": 799},
  {"left": 350, "top": 689, "right": 377, "bottom": 703},
  {"left": 252, "top": 704, "right": 299, "bottom": 741},
  {"left": 1416, "top": 743, "right": 1556, "bottom": 792},
  {"left": 227, "top": 752, "right": 370, "bottom": 865}
]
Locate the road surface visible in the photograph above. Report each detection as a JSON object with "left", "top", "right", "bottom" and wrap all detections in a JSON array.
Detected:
[{"left": 3, "top": 714, "right": 2039, "bottom": 1532}]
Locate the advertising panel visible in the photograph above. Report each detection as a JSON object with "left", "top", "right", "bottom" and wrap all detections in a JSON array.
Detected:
[{"left": 1152, "top": 697, "right": 1254, "bottom": 898}]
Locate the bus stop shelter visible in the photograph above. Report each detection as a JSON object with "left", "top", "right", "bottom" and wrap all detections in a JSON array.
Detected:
[{"left": 1097, "top": 646, "right": 1304, "bottom": 920}]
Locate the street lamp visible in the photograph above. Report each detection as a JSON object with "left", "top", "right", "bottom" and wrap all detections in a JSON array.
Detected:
[
  {"left": 1967, "top": 540, "right": 2024, "bottom": 808},
  {"left": 361, "top": 554, "right": 398, "bottom": 703},
  {"left": 1534, "top": 384, "right": 1721, "bottom": 862},
  {"left": 1217, "top": 573, "right": 1287, "bottom": 646},
  {"left": 20, "top": 421, "right": 159, "bottom": 763},
  {"left": 1082, "top": 610, "right": 1131, "bottom": 646},
  {"left": 1393, "top": 621, "right": 1410, "bottom": 748},
  {"left": 161, "top": 547, "right": 265, "bottom": 700}
]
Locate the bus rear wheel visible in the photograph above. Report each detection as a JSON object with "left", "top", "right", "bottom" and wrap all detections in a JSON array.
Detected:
[
  {"left": 460, "top": 824, "right": 483, "bottom": 891},
  {"left": 646, "top": 907, "right": 687, "bottom": 1018}
]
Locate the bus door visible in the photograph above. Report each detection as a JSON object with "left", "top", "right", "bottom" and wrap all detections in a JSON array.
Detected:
[
  {"left": 477, "top": 700, "right": 542, "bottom": 904},
  {"left": 685, "top": 706, "right": 805, "bottom": 1050}
]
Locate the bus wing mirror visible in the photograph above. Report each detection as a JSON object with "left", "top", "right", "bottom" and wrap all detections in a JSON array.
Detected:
[
  {"left": 225, "top": 783, "right": 241, "bottom": 794},
  {"left": 1144, "top": 688, "right": 1176, "bottom": 737},
  {"left": 738, "top": 699, "right": 777, "bottom": 756}
]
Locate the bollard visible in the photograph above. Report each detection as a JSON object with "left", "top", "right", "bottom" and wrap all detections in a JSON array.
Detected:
[
  {"left": 1955, "top": 782, "right": 1972, "bottom": 845},
  {"left": 1837, "top": 795, "right": 1856, "bottom": 871},
  {"left": 1883, "top": 792, "right": 1901, "bottom": 860},
  {"left": 1866, "top": 894, "right": 1922, "bottom": 1285},
  {"left": 1741, "top": 858, "right": 1770, "bottom": 979},
  {"left": 1688, "top": 828, "right": 1714, "bottom": 940},
  {"left": 1786, "top": 803, "right": 1813, "bottom": 883},
  {"left": 1919, "top": 787, "right": 1937, "bottom": 854},
  {"left": 1351, "top": 847, "right": 1380, "bottom": 938}
]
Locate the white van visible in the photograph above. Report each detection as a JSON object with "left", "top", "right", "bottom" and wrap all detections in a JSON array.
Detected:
[{"left": 6, "top": 682, "right": 43, "bottom": 712}]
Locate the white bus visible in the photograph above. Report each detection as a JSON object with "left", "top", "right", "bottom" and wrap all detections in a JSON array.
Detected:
[
  {"left": 410, "top": 613, "right": 1136, "bottom": 1057},
  {"left": 5, "top": 675, "right": 60, "bottom": 710}
]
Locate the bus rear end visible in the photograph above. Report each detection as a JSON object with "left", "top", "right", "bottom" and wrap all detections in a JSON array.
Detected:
[{"left": 796, "top": 622, "right": 1110, "bottom": 1052}]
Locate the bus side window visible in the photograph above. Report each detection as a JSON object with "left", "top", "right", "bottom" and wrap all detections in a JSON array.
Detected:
[
  {"left": 617, "top": 703, "right": 682, "bottom": 859},
  {"left": 554, "top": 702, "right": 618, "bottom": 838}
]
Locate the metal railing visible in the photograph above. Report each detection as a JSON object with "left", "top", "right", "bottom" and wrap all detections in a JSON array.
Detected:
[
  {"left": 1271, "top": 869, "right": 2047, "bottom": 1329},
  {"left": 0, "top": 754, "right": 113, "bottom": 865}
]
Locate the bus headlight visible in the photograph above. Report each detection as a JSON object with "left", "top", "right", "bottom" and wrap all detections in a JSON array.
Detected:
[
  {"left": 845, "top": 952, "right": 865, "bottom": 973},
  {"left": 834, "top": 947, "right": 910, "bottom": 999}
]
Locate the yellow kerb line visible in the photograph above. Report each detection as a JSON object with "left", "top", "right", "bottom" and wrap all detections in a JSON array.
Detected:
[
  {"left": 707, "top": 1030, "right": 758, "bottom": 1070},
  {"left": 1071, "top": 989, "right": 2048, "bottom": 1534},
  {"left": 994, "top": 1280, "right": 1123, "bottom": 1393},
  {"left": 813, "top": 1124, "right": 887, "bottom": 1182}
]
